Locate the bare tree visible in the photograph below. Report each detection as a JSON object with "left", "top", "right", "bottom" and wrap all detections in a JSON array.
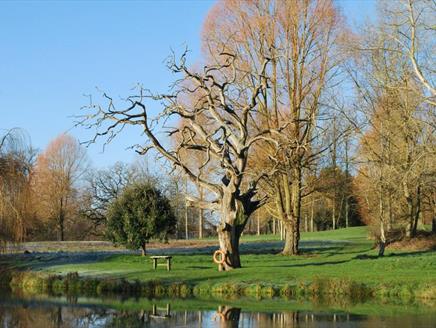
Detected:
[
  {"left": 203, "top": 0, "right": 346, "bottom": 254},
  {"left": 34, "top": 133, "right": 88, "bottom": 241},
  {"left": 370, "top": 0, "right": 435, "bottom": 105},
  {"left": 81, "top": 161, "right": 136, "bottom": 234},
  {"left": 348, "top": 12, "right": 436, "bottom": 253},
  {"left": 397, "top": 0, "right": 435, "bottom": 100},
  {"left": 78, "top": 51, "right": 282, "bottom": 270}
]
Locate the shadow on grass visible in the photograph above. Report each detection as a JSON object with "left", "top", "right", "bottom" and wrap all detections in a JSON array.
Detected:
[
  {"left": 256, "top": 259, "right": 352, "bottom": 269},
  {"left": 186, "top": 266, "right": 210, "bottom": 270},
  {"left": 353, "top": 249, "right": 435, "bottom": 260},
  {"left": 4, "top": 240, "right": 430, "bottom": 276}
]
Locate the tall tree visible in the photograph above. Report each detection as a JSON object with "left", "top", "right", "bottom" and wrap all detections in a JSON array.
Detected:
[
  {"left": 79, "top": 51, "right": 279, "bottom": 270},
  {"left": 0, "top": 129, "right": 35, "bottom": 247},
  {"left": 81, "top": 162, "right": 137, "bottom": 234},
  {"left": 203, "top": 0, "right": 346, "bottom": 254},
  {"left": 34, "top": 134, "right": 88, "bottom": 241},
  {"left": 347, "top": 7, "right": 436, "bottom": 253}
]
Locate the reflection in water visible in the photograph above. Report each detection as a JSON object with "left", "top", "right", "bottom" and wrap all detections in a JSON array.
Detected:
[
  {"left": 214, "top": 306, "right": 240, "bottom": 327},
  {"left": 0, "top": 300, "right": 435, "bottom": 327}
]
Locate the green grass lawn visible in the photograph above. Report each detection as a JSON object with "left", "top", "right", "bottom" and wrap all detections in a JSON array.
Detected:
[{"left": 30, "top": 226, "right": 434, "bottom": 298}]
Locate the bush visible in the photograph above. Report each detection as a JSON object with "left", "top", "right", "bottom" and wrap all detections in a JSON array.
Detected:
[{"left": 106, "top": 182, "right": 176, "bottom": 255}]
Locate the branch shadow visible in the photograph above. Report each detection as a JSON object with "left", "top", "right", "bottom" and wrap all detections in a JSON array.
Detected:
[
  {"left": 258, "top": 259, "right": 352, "bottom": 268},
  {"left": 353, "top": 249, "right": 435, "bottom": 260}
]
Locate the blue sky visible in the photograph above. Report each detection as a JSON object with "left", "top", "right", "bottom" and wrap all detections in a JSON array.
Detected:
[{"left": 0, "top": 0, "right": 375, "bottom": 168}]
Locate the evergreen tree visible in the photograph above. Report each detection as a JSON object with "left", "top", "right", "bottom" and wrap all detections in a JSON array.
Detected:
[{"left": 107, "top": 182, "right": 176, "bottom": 255}]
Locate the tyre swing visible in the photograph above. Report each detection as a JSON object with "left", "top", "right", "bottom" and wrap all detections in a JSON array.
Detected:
[{"left": 213, "top": 249, "right": 227, "bottom": 271}]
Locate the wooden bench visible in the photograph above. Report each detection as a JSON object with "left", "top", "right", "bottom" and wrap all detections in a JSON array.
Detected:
[{"left": 150, "top": 255, "right": 172, "bottom": 271}]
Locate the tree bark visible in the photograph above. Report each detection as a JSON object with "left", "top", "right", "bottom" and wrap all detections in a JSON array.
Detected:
[
  {"left": 282, "top": 218, "right": 299, "bottom": 255},
  {"left": 387, "top": 192, "right": 392, "bottom": 231},
  {"left": 411, "top": 186, "right": 421, "bottom": 237},
  {"left": 378, "top": 159, "right": 385, "bottom": 257},
  {"left": 404, "top": 184, "right": 413, "bottom": 238},
  {"left": 378, "top": 204, "right": 386, "bottom": 257},
  {"left": 331, "top": 197, "right": 337, "bottom": 230},
  {"left": 345, "top": 198, "right": 349, "bottom": 228},
  {"left": 141, "top": 243, "right": 146, "bottom": 256},
  {"left": 304, "top": 214, "right": 308, "bottom": 233},
  {"left": 217, "top": 224, "right": 242, "bottom": 270},
  {"left": 280, "top": 168, "right": 302, "bottom": 255},
  {"left": 58, "top": 203, "right": 65, "bottom": 242},
  {"left": 310, "top": 198, "right": 314, "bottom": 232},
  {"left": 216, "top": 190, "right": 251, "bottom": 270},
  {"left": 217, "top": 195, "right": 243, "bottom": 271},
  {"left": 58, "top": 217, "right": 64, "bottom": 241}
]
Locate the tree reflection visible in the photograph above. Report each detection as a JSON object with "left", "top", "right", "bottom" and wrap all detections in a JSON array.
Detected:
[
  {"left": 0, "top": 301, "right": 434, "bottom": 328},
  {"left": 214, "top": 306, "right": 241, "bottom": 328}
]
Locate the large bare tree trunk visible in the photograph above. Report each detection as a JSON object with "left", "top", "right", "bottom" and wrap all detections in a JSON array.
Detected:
[
  {"left": 217, "top": 222, "right": 242, "bottom": 270},
  {"left": 216, "top": 188, "right": 251, "bottom": 270},
  {"left": 282, "top": 217, "right": 299, "bottom": 255},
  {"left": 279, "top": 168, "right": 302, "bottom": 256}
]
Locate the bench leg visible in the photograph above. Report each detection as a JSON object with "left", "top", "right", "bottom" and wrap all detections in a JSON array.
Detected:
[
  {"left": 167, "top": 258, "right": 171, "bottom": 271},
  {"left": 153, "top": 258, "right": 157, "bottom": 270}
]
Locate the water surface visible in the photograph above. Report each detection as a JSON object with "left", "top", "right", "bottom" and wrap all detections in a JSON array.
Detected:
[{"left": 1, "top": 292, "right": 435, "bottom": 327}]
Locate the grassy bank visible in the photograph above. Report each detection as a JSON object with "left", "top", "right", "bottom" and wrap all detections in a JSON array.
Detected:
[{"left": 1, "top": 227, "right": 435, "bottom": 301}]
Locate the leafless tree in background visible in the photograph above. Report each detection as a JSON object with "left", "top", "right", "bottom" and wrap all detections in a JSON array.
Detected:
[{"left": 33, "top": 133, "right": 88, "bottom": 241}]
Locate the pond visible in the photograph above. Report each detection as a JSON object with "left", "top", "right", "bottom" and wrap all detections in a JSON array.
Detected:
[{"left": 1, "top": 291, "right": 435, "bottom": 327}]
